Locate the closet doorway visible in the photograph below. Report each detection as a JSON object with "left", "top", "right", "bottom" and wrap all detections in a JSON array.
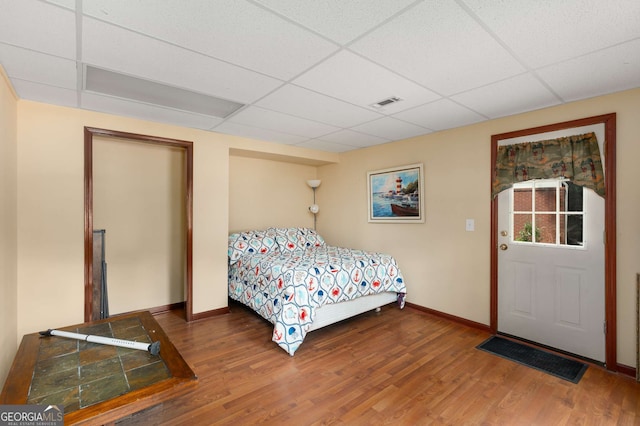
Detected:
[{"left": 84, "top": 127, "right": 193, "bottom": 322}]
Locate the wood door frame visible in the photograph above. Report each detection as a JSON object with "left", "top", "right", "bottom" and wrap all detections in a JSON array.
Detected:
[
  {"left": 490, "top": 113, "right": 617, "bottom": 370},
  {"left": 84, "top": 127, "right": 194, "bottom": 322}
]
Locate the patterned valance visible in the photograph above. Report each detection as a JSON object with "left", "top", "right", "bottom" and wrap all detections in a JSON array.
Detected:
[{"left": 492, "top": 132, "right": 605, "bottom": 198}]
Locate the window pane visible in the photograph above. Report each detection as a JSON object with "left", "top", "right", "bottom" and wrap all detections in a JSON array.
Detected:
[
  {"left": 513, "top": 214, "right": 534, "bottom": 242},
  {"left": 510, "top": 180, "right": 585, "bottom": 248},
  {"left": 535, "top": 213, "right": 556, "bottom": 243},
  {"left": 564, "top": 214, "right": 584, "bottom": 246},
  {"left": 565, "top": 182, "right": 584, "bottom": 212},
  {"left": 513, "top": 188, "right": 532, "bottom": 211},
  {"left": 535, "top": 187, "right": 556, "bottom": 212}
]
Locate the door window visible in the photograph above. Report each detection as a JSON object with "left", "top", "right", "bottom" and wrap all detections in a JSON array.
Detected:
[{"left": 512, "top": 179, "right": 584, "bottom": 247}]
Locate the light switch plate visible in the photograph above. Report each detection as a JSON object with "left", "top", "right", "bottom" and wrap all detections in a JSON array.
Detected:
[{"left": 466, "top": 219, "right": 475, "bottom": 231}]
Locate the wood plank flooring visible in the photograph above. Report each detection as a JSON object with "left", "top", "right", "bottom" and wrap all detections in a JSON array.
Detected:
[{"left": 114, "top": 303, "right": 640, "bottom": 425}]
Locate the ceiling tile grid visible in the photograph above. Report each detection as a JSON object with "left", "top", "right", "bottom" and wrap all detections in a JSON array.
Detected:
[
  {"left": 393, "top": 98, "right": 486, "bottom": 131},
  {"left": 295, "top": 138, "right": 358, "bottom": 153},
  {"left": 81, "top": 17, "right": 284, "bottom": 105},
  {"left": 253, "top": 84, "right": 384, "bottom": 128},
  {"left": 315, "top": 129, "right": 390, "bottom": 148},
  {"left": 461, "top": 0, "right": 640, "bottom": 68},
  {"left": 11, "top": 79, "right": 79, "bottom": 108},
  {"left": 348, "top": 0, "right": 527, "bottom": 96},
  {"left": 291, "top": 50, "right": 442, "bottom": 114},
  {"left": 0, "top": 0, "right": 638, "bottom": 152},
  {"left": 214, "top": 121, "right": 308, "bottom": 145},
  {"left": 226, "top": 106, "right": 340, "bottom": 139},
  {"left": 81, "top": 0, "right": 340, "bottom": 81},
  {"left": 450, "top": 73, "right": 561, "bottom": 119},
  {"left": 536, "top": 38, "right": 640, "bottom": 102},
  {"left": 351, "top": 117, "right": 433, "bottom": 141},
  {"left": 0, "top": 1, "right": 76, "bottom": 59},
  {"left": 0, "top": 44, "right": 77, "bottom": 90},
  {"left": 252, "top": 0, "right": 418, "bottom": 45}
]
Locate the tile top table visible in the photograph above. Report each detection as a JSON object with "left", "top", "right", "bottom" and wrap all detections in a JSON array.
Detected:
[{"left": 1, "top": 311, "right": 196, "bottom": 425}]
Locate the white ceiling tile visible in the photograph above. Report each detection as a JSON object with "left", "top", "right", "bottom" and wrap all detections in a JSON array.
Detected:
[
  {"left": 393, "top": 99, "right": 486, "bottom": 131},
  {"left": 351, "top": 117, "right": 432, "bottom": 141},
  {"left": 81, "top": 92, "right": 224, "bottom": 130},
  {"left": 213, "top": 122, "right": 307, "bottom": 145},
  {"left": 293, "top": 50, "right": 441, "bottom": 113},
  {"left": 316, "top": 129, "right": 389, "bottom": 148},
  {"left": 451, "top": 73, "right": 561, "bottom": 118},
  {"left": 11, "top": 79, "right": 79, "bottom": 107},
  {"left": 81, "top": 0, "right": 339, "bottom": 80},
  {"left": 295, "top": 139, "right": 355, "bottom": 153},
  {"left": 536, "top": 39, "right": 640, "bottom": 102},
  {"left": 228, "top": 106, "right": 340, "bottom": 138},
  {"left": 255, "top": 84, "right": 383, "bottom": 127},
  {"left": 44, "top": 0, "right": 75, "bottom": 10},
  {"left": 0, "top": 44, "right": 77, "bottom": 89},
  {"left": 462, "top": 0, "right": 640, "bottom": 68},
  {"left": 1, "top": 1, "right": 638, "bottom": 153},
  {"left": 254, "top": 0, "right": 417, "bottom": 44},
  {"left": 350, "top": 0, "right": 525, "bottom": 95},
  {"left": 0, "top": 1, "right": 75, "bottom": 59},
  {"left": 82, "top": 18, "right": 283, "bottom": 104}
]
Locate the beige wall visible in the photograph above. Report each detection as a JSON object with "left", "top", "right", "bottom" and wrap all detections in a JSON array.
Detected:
[
  {"left": 9, "top": 99, "right": 330, "bottom": 351},
  {"left": 93, "top": 138, "right": 186, "bottom": 314},
  {"left": 14, "top": 102, "right": 230, "bottom": 338},
  {"left": 318, "top": 123, "right": 492, "bottom": 323},
  {"left": 229, "top": 155, "right": 319, "bottom": 233},
  {"left": 317, "top": 88, "right": 640, "bottom": 368},
  {"left": 0, "top": 68, "right": 18, "bottom": 386},
  {"left": 2, "top": 84, "right": 639, "bottom": 383}
]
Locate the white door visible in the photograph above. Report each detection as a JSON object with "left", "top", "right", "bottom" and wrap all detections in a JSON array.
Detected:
[{"left": 497, "top": 179, "right": 605, "bottom": 362}]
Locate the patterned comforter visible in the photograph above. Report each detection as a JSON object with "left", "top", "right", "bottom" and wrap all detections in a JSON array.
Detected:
[{"left": 228, "top": 228, "right": 406, "bottom": 355}]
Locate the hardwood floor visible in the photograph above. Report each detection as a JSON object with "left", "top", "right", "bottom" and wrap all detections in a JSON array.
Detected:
[{"left": 115, "top": 303, "right": 640, "bottom": 425}]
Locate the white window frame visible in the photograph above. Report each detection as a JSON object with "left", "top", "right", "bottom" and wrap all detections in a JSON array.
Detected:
[{"left": 511, "top": 178, "right": 586, "bottom": 249}]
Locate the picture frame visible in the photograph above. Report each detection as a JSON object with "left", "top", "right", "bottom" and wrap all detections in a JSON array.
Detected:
[{"left": 367, "top": 163, "right": 424, "bottom": 223}]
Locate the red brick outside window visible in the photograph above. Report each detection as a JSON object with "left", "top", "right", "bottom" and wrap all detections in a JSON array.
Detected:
[{"left": 513, "top": 181, "right": 582, "bottom": 246}]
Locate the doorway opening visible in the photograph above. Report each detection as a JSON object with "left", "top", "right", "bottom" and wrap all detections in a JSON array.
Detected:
[{"left": 84, "top": 127, "right": 194, "bottom": 322}]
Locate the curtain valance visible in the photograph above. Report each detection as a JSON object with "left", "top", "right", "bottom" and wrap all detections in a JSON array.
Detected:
[{"left": 492, "top": 132, "right": 604, "bottom": 198}]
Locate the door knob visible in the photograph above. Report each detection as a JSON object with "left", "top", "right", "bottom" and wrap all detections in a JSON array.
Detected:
[{"left": 499, "top": 243, "right": 508, "bottom": 251}]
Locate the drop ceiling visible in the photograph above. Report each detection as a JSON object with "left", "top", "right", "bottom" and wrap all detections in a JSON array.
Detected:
[{"left": 1, "top": 0, "right": 639, "bottom": 153}]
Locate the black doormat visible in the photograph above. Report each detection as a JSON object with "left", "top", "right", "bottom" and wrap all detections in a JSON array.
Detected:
[{"left": 476, "top": 336, "right": 588, "bottom": 383}]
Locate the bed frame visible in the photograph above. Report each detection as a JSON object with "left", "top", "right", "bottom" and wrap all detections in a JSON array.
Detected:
[{"left": 307, "top": 292, "right": 398, "bottom": 332}]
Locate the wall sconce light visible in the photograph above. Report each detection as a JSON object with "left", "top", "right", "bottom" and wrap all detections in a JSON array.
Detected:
[{"left": 307, "top": 179, "right": 321, "bottom": 229}]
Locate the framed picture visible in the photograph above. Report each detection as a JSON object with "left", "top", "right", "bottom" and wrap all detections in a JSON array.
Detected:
[{"left": 367, "top": 163, "right": 424, "bottom": 223}]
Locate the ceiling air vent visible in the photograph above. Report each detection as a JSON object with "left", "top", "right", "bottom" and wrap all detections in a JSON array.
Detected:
[
  {"left": 84, "top": 65, "right": 244, "bottom": 118},
  {"left": 371, "top": 96, "right": 402, "bottom": 109}
]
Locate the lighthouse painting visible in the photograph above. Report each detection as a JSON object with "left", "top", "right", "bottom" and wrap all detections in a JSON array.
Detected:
[{"left": 367, "top": 163, "right": 424, "bottom": 223}]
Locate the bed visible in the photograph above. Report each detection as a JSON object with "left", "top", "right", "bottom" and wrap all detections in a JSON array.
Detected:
[{"left": 228, "top": 227, "right": 407, "bottom": 355}]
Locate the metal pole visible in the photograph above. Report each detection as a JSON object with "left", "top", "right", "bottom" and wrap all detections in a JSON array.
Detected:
[{"left": 40, "top": 329, "right": 160, "bottom": 356}]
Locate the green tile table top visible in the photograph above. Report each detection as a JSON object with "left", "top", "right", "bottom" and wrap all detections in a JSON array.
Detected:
[{"left": 1, "top": 311, "right": 196, "bottom": 425}]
